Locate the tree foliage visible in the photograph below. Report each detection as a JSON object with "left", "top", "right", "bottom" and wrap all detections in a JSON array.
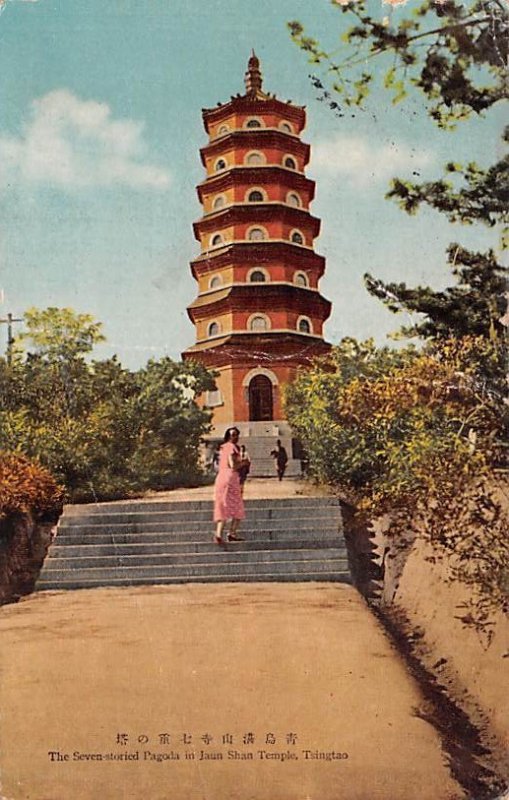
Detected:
[
  {"left": 290, "top": 0, "right": 509, "bottom": 330},
  {"left": 373, "top": 119, "right": 509, "bottom": 332},
  {"left": 287, "top": 337, "right": 503, "bottom": 503},
  {"left": 0, "top": 308, "right": 216, "bottom": 501},
  {"left": 364, "top": 245, "right": 508, "bottom": 347},
  {"left": 288, "top": 0, "right": 509, "bottom": 627},
  {"left": 387, "top": 132, "right": 509, "bottom": 231},
  {"left": 285, "top": 336, "right": 508, "bottom": 619},
  {"left": 20, "top": 306, "right": 105, "bottom": 361},
  {"left": 289, "top": 0, "right": 508, "bottom": 127}
]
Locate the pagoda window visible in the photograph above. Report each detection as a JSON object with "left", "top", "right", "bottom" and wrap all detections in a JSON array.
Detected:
[
  {"left": 249, "top": 314, "right": 270, "bottom": 332},
  {"left": 245, "top": 151, "right": 265, "bottom": 166},
  {"left": 210, "top": 233, "right": 224, "bottom": 247},
  {"left": 291, "top": 230, "right": 304, "bottom": 245},
  {"left": 214, "top": 158, "right": 227, "bottom": 172},
  {"left": 212, "top": 194, "right": 226, "bottom": 210},
  {"left": 248, "top": 227, "right": 267, "bottom": 241},
  {"left": 209, "top": 275, "right": 223, "bottom": 289},
  {"left": 208, "top": 321, "right": 221, "bottom": 337},
  {"left": 284, "top": 156, "right": 297, "bottom": 170},
  {"left": 245, "top": 117, "right": 263, "bottom": 128},
  {"left": 298, "top": 317, "right": 312, "bottom": 334},
  {"left": 247, "top": 189, "right": 265, "bottom": 203},
  {"left": 279, "top": 121, "right": 294, "bottom": 134},
  {"left": 286, "top": 192, "right": 301, "bottom": 207},
  {"left": 249, "top": 269, "right": 268, "bottom": 283},
  {"left": 294, "top": 271, "right": 308, "bottom": 287},
  {"left": 217, "top": 124, "right": 230, "bottom": 135}
]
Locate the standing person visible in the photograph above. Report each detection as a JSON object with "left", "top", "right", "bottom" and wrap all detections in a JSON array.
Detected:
[
  {"left": 271, "top": 439, "right": 288, "bottom": 481},
  {"left": 238, "top": 444, "right": 251, "bottom": 495},
  {"left": 213, "top": 427, "right": 248, "bottom": 544}
]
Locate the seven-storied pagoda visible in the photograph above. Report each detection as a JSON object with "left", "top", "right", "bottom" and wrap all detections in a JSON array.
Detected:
[{"left": 183, "top": 53, "right": 331, "bottom": 468}]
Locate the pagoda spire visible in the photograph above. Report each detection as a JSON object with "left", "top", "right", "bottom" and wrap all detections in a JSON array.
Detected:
[{"left": 244, "top": 50, "right": 263, "bottom": 96}]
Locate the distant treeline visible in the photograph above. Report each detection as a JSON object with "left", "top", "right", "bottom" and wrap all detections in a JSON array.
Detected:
[{"left": 0, "top": 307, "right": 216, "bottom": 502}]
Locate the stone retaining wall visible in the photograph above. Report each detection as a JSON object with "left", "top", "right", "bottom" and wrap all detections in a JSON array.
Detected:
[{"left": 0, "top": 512, "right": 57, "bottom": 605}]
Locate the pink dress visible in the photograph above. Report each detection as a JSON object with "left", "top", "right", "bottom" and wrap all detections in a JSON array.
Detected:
[{"left": 213, "top": 442, "right": 245, "bottom": 522}]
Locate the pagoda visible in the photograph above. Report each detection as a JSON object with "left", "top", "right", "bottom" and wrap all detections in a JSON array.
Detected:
[{"left": 183, "top": 53, "right": 331, "bottom": 465}]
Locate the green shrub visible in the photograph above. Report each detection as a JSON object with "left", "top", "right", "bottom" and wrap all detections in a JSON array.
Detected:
[{"left": 285, "top": 336, "right": 508, "bottom": 625}]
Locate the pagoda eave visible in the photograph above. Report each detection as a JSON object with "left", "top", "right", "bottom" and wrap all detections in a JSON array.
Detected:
[
  {"left": 200, "top": 131, "right": 310, "bottom": 167},
  {"left": 190, "top": 242, "right": 326, "bottom": 280},
  {"left": 193, "top": 204, "right": 321, "bottom": 239},
  {"left": 183, "top": 332, "right": 330, "bottom": 368},
  {"left": 202, "top": 96, "right": 306, "bottom": 133},
  {"left": 196, "top": 168, "right": 316, "bottom": 202},
  {"left": 186, "top": 284, "right": 332, "bottom": 322}
]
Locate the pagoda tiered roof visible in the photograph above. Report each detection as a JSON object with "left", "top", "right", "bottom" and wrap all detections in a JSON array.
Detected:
[
  {"left": 196, "top": 167, "right": 316, "bottom": 203},
  {"left": 183, "top": 332, "right": 329, "bottom": 367},
  {"left": 202, "top": 96, "right": 306, "bottom": 132},
  {"left": 200, "top": 130, "right": 310, "bottom": 166},
  {"left": 189, "top": 241, "right": 326, "bottom": 279},
  {"left": 186, "top": 283, "right": 331, "bottom": 321},
  {"left": 193, "top": 203, "right": 321, "bottom": 240}
]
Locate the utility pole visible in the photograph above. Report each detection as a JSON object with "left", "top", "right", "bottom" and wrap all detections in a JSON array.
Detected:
[{"left": 0, "top": 313, "right": 23, "bottom": 366}]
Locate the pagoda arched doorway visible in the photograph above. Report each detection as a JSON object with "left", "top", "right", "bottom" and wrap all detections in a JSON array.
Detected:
[{"left": 248, "top": 374, "right": 273, "bottom": 421}]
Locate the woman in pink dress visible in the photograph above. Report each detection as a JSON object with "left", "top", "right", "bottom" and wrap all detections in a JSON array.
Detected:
[{"left": 213, "top": 427, "right": 247, "bottom": 544}]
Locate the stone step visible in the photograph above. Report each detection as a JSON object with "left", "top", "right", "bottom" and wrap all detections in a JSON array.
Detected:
[
  {"left": 49, "top": 537, "right": 345, "bottom": 557},
  {"left": 52, "top": 531, "right": 342, "bottom": 549},
  {"left": 248, "top": 460, "right": 301, "bottom": 478},
  {"left": 59, "top": 508, "right": 341, "bottom": 530},
  {"left": 218, "top": 433, "right": 294, "bottom": 455},
  {"left": 57, "top": 518, "right": 341, "bottom": 535},
  {"left": 36, "top": 570, "right": 350, "bottom": 590},
  {"left": 38, "top": 555, "right": 349, "bottom": 583},
  {"left": 56, "top": 523, "right": 341, "bottom": 540},
  {"left": 62, "top": 497, "right": 338, "bottom": 516},
  {"left": 37, "top": 494, "right": 348, "bottom": 590},
  {"left": 40, "top": 547, "right": 347, "bottom": 571}
]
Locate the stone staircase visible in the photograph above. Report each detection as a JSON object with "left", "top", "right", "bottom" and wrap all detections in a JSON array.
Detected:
[
  {"left": 243, "top": 436, "right": 301, "bottom": 478},
  {"left": 206, "top": 421, "right": 302, "bottom": 478},
  {"left": 36, "top": 497, "right": 349, "bottom": 590}
]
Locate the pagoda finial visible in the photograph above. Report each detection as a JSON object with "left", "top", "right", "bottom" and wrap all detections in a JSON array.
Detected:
[{"left": 244, "top": 50, "right": 263, "bottom": 96}]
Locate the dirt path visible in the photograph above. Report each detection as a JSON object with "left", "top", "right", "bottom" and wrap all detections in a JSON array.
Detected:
[{"left": 0, "top": 581, "right": 464, "bottom": 800}]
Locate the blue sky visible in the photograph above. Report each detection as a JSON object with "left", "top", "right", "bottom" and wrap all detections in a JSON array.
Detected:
[{"left": 0, "top": 0, "right": 503, "bottom": 368}]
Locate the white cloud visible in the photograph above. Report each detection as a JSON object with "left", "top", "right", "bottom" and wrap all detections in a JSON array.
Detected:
[
  {"left": 0, "top": 0, "right": 41, "bottom": 13},
  {"left": 0, "top": 89, "right": 171, "bottom": 190},
  {"left": 311, "top": 134, "right": 435, "bottom": 187}
]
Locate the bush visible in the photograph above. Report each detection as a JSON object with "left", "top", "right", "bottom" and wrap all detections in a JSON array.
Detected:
[
  {"left": 285, "top": 336, "right": 508, "bottom": 624},
  {"left": 0, "top": 452, "right": 65, "bottom": 520}
]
